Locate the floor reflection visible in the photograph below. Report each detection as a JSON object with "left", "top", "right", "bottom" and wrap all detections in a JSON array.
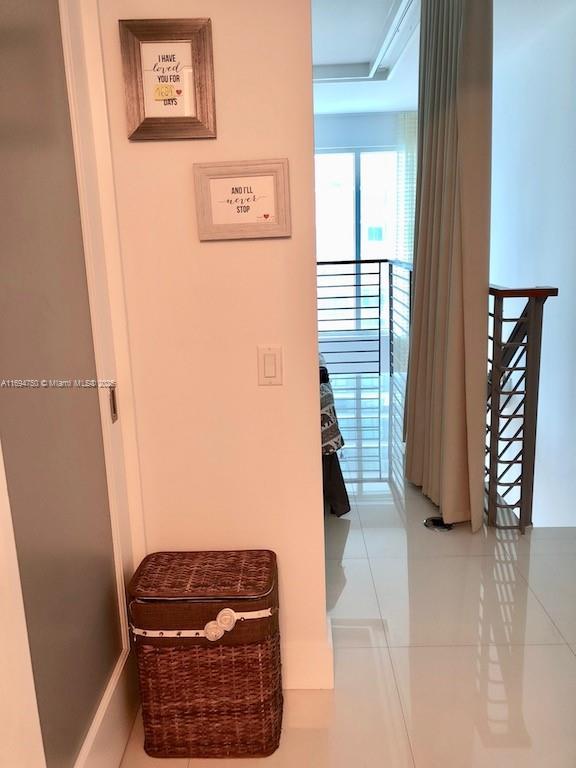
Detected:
[
  {"left": 323, "top": 373, "right": 576, "bottom": 765},
  {"left": 330, "top": 373, "right": 389, "bottom": 484}
]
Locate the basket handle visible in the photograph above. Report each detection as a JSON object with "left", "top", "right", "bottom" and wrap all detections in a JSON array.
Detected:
[{"left": 130, "top": 607, "right": 274, "bottom": 642}]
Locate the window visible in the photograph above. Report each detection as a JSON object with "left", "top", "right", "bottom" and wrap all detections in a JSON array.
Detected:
[
  {"left": 360, "top": 151, "right": 398, "bottom": 261},
  {"left": 315, "top": 130, "right": 417, "bottom": 352},
  {"left": 314, "top": 152, "right": 355, "bottom": 262},
  {"left": 315, "top": 149, "right": 413, "bottom": 263}
]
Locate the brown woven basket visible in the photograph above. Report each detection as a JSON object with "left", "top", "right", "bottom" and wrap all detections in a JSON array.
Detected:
[{"left": 128, "top": 550, "right": 282, "bottom": 758}]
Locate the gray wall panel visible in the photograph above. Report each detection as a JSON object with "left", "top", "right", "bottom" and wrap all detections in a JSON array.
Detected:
[{"left": 0, "top": 1, "right": 121, "bottom": 766}]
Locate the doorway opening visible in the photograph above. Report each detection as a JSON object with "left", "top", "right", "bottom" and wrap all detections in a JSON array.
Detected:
[{"left": 312, "top": 1, "right": 420, "bottom": 507}]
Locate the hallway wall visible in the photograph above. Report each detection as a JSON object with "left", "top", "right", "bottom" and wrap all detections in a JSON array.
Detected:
[
  {"left": 491, "top": 0, "right": 576, "bottom": 525},
  {"left": 314, "top": 111, "right": 416, "bottom": 150},
  {"left": 95, "top": 0, "right": 332, "bottom": 687}
]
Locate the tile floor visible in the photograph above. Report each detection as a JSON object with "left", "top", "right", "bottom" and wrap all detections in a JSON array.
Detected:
[
  {"left": 121, "top": 375, "right": 576, "bottom": 767},
  {"left": 122, "top": 475, "right": 576, "bottom": 767}
]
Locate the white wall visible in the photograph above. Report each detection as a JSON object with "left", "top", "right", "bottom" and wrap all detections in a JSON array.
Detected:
[
  {"left": 314, "top": 111, "right": 415, "bottom": 149},
  {"left": 491, "top": 0, "right": 576, "bottom": 525},
  {"left": 96, "top": 0, "right": 333, "bottom": 687}
]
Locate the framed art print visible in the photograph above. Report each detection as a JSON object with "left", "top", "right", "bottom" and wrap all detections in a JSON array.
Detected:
[
  {"left": 193, "top": 159, "right": 292, "bottom": 241},
  {"left": 119, "top": 18, "right": 216, "bottom": 141}
]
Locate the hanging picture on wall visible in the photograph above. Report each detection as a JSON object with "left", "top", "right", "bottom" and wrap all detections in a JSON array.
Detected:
[
  {"left": 119, "top": 18, "right": 216, "bottom": 141},
  {"left": 193, "top": 159, "right": 292, "bottom": 241}
]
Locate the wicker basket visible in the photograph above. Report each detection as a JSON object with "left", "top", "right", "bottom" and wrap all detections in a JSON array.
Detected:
[{"left": 128, "top": 549, "right": 282, "bottom": 758}]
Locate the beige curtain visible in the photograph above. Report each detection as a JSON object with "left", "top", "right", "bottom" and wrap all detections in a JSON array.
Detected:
[{"left": 405, "top": 0, "right": 492, "bottom": 531}]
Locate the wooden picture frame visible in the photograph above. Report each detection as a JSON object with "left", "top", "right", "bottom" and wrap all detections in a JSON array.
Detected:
[
  {"left": 193, "top": 159, "right": 292, "bottom": 241},
  {"left": 119, "top": 18, "right": 216, "bottom": 141}
]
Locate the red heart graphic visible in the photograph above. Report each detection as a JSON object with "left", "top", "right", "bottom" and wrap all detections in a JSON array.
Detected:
[
  {"left": 176, "top": 89, "right": 182, "bottom": 95},
  {"left": 263, "top": 214, "right": 269, "bottom": 219}
]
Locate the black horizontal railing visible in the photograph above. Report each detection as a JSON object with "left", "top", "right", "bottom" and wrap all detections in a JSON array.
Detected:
[
  {"left": 316, "top": 259, "right": 413, "bottom": 484},
  {"left": 317, "top": 262, "right": 555, "bottom": 530},
  {"left": 317, "top": 259, "right": 413, "bottom": 377}
]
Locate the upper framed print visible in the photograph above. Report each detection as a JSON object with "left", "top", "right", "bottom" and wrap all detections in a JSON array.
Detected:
[
  {"left": 119, "top": 18, "right": 216, "bottom": 141},
  {"left": 193, "top": 159, "right": 292, "bottom": 241}
]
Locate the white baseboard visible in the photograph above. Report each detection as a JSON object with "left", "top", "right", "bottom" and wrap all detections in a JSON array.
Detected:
[
  {"left": 281, "top": 620, "right": 334, "bottom": 689},
  {"left": 75, "top": 653, "right": 139, "bottom": 768}
]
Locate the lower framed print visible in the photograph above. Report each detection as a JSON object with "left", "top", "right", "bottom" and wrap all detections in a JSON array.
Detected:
[{"left": 193, "top": 159, "right": 291, "bottom": 241}]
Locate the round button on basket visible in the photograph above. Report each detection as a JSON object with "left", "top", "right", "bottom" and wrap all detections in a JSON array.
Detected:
[{"left": 217, "top": 607, "right": 237, "bottom": 631}]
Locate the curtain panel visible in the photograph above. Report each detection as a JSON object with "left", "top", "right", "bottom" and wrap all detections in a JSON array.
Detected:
[{"left": 405, "top": 0, "right": 492, "bottom": 531}]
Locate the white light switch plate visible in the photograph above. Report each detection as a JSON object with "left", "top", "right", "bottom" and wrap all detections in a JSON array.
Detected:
[{"left": 257, "top": 346, "right": 282, "bottom": 386}]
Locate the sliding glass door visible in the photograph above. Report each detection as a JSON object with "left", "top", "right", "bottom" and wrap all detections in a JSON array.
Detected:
[
  {"left": 315, "top": 149, "right": 402, "bottom": 352},
  {"left": 315, "top": 144, "right": 416, "bottom": 481},
  {"left": 315, "top": 149, "right": 402, "bottom": 264}
]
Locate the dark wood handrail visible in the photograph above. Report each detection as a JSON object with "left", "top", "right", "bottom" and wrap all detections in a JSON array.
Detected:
[
  {"left": 317, "top": 272, "right": 554, "bottom": 295},
  {"left": 489, "top": 285, "right": 558, "bottom": 376},
  {"left": 317, "top": 258, "right": 413, "bottom": 270},
  {"left": 490, "top": 285, "right": 558, "bottom": 299}
]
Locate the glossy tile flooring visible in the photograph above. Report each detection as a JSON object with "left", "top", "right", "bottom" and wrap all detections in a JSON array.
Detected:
[
  {"left": 327, "top": 477, "right": 576, "bottom": 768},
  {"left": 121, "top": 473, "right": 576, "bottom": 767}
]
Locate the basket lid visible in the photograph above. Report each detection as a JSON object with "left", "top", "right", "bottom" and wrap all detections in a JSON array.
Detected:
[{"left": 128, "top": 549, "right": 277, "bottom": 601}]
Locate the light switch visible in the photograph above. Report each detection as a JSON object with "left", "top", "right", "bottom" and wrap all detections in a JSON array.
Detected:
[
  {"left": 263, "top": 353, "right": 276, "bottom": 379},
  {"left": 258, "top": 346, "right": 282, "bottom": 386}
]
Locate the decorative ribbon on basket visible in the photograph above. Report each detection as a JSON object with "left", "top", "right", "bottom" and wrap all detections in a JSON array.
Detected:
[{"left": 131, "top": 606, "right": 274, "bottom": 641}]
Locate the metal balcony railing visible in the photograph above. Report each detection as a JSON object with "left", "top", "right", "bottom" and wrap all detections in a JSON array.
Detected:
[
  {"left": 317, "top": 259, "right": 413, "bottom": 376},
  {"left": 317, "top": 261, "right": 556, "bottom": 530},
  {"left": 316, "top": 259, "right": 413, "bottom": 484}
]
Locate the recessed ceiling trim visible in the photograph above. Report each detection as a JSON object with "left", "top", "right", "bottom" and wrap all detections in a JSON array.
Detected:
[
  {"left": 312, "top": 0, "right": 420, "bottom": 84},
  {"left": 312, "top": 63, "right": 389, "bottom": 83},
  {"left": 369, "top": 0, "right": 419, "bottom": 78}
]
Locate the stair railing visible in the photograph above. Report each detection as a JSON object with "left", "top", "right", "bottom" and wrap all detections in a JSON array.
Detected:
[{"left": 486, "top": 285, "right": 558, "bottom": 533}]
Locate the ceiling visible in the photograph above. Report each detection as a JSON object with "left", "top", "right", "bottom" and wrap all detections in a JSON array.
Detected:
[
  {"left": 312, "top": 0, "right": 403, "bottom": 66},
  {"left": 311, "top": 0, "right": 420, "bottom": 114}
]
